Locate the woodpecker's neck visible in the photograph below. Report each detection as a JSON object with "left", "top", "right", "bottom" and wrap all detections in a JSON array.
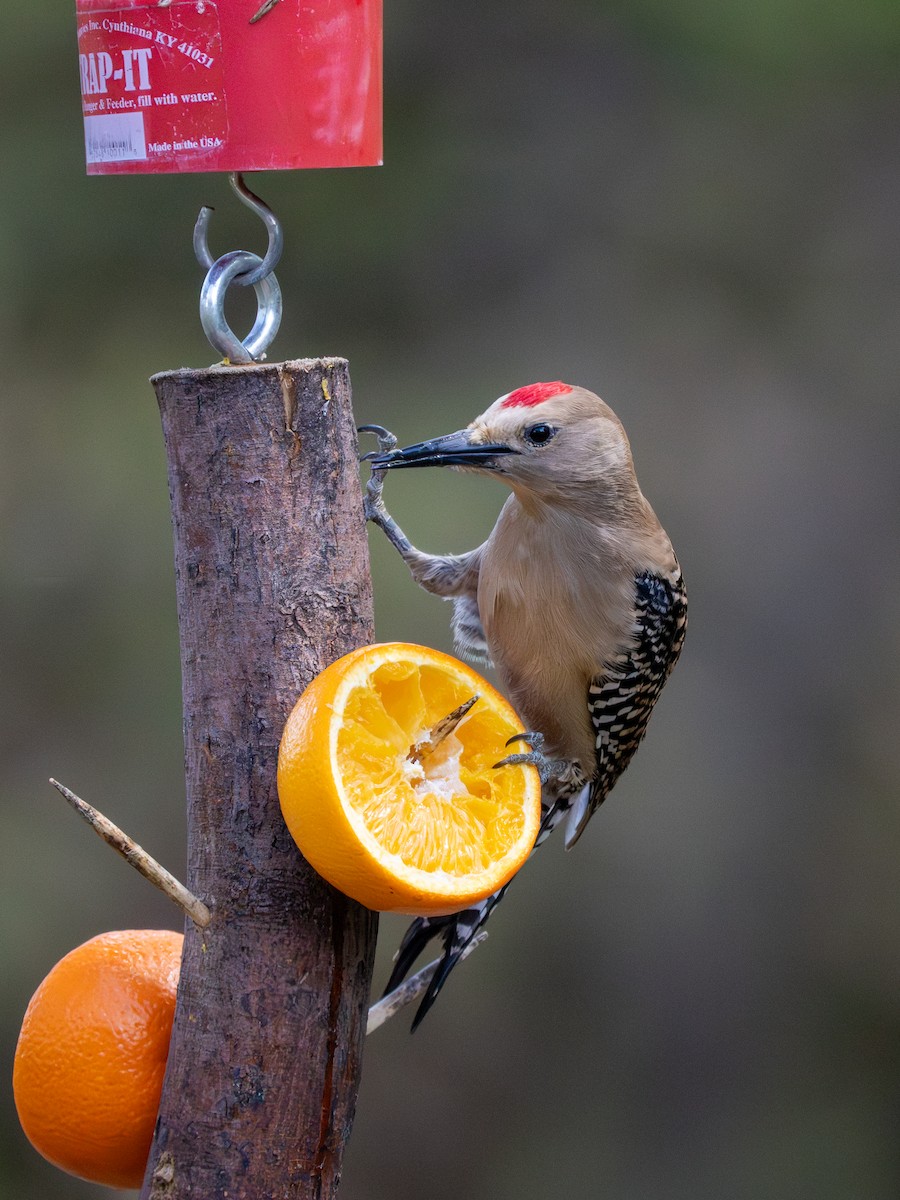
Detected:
[{"left": 504, "top": 483, "right": 664, "bottom": 565}]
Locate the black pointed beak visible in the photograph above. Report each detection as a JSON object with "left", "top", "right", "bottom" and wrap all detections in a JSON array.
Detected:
[{"left": 363, "top": 429, "right": 518, "bottom": 470}]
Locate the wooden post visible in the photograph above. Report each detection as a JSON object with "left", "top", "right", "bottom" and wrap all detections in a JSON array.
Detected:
[{"left": 142, "top": 358, "right": 377, "bottom": 1200}]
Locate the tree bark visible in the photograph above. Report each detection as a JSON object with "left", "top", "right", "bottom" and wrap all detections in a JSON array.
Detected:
[{"left": 143, "top": 358, "right": 377, "bottom": 1200}]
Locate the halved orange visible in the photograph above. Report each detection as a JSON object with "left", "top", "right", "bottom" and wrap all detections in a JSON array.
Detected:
[{"left": 277, "top": 642, "right": 541, "bottom": 915}]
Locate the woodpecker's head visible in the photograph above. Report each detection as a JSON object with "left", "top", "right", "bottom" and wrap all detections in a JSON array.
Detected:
[{"left": 365, "top": 382, "right": 637, "bottom": 505}]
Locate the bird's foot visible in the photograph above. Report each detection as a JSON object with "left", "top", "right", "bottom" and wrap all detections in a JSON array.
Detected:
[
  {"left": 358, "top": 424, "right": 399, "bottom": 528},
  {"left": 357, "top": 424, "right": 417, "bottom": 559},
  {"left": 362, "top": 473, "right": 388, "bottom": 526},
  {"left": 494, "top": 732, "right": 566, "bottom": 786},
  {"left": 358, "top": 424, "right": 398, "bottom": 457}
]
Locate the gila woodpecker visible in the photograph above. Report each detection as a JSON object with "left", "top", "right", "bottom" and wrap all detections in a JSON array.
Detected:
[{"left": 361, "top": 381, "right": 687, "bottom": 1028}]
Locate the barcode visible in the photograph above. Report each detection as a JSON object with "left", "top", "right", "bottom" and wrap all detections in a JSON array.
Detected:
[{"left": 84, "top": 113, "right": 147, "bottom": 164}]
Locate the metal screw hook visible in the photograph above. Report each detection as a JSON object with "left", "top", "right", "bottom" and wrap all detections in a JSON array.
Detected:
[
  {"left": 194, "top": 171, "right": 284, "bottom": 287},
  {"left": 195, "top": 172, "right": 285, "bottom": 363}
]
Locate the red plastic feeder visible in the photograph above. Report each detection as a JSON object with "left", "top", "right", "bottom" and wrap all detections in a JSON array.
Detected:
[{"left": 75, "top": 0, "right": 382, "bottom": 174}]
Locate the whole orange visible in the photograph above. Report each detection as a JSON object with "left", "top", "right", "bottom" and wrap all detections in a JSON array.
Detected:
[{"left": 13, "top": 929, "right": 182, "bottom": 1189}]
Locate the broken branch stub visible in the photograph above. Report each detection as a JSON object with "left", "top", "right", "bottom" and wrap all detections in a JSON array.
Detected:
[{"left": 48, "top": 777, "right": 211, "bottom": 928}]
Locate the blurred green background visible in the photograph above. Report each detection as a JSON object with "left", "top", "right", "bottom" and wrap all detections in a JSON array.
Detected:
[{"left": 3, "top": 1, "right": 900, "bottom": 1197}]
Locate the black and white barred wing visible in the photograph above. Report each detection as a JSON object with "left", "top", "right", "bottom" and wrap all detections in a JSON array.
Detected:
[{"left": 566, "top": 568, "right": 687, "bottom": 847}]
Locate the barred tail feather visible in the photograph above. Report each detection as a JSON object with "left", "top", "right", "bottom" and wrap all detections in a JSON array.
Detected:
[
  {"left": 383, "top": 890, "right": 511, "bottom": 1030},
  {"left": 382, "top": 914, "right": 453, "bottom": 998},
  {"left": 382, "top": 790, "right": 578, "bottom": 1029},
  {"left": 406, "top": 890, "right": 508, "bottom": 1031}
]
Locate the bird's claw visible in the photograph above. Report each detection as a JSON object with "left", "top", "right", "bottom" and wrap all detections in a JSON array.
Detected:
[
  {"left": 494, "top": 731, "right": 559, "bottom": 784},
  {"left": 358, "top": 425, "right": 399, "bottom": 525},
  {"left": 494, "top": 749, "right": 546, "bottom": 770},
  {"left": 504, "top": 731, "right": 545, "bottom": 754},
  {"left": 358, "top": 424, "right": 398, "bottom": 456}
]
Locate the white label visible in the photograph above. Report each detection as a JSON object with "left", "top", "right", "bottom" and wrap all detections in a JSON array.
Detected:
[{"left": 84, "top": 112, "right": 147, "bottom": 163}]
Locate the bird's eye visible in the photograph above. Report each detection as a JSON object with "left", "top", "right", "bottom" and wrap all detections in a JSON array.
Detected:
[{"left": 523, "top": 423, "right": 557, "bottom": 446}]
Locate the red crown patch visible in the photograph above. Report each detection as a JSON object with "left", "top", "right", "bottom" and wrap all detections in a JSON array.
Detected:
[{"left": 500, "top": 381, "right": 573, "bottom": 409}]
